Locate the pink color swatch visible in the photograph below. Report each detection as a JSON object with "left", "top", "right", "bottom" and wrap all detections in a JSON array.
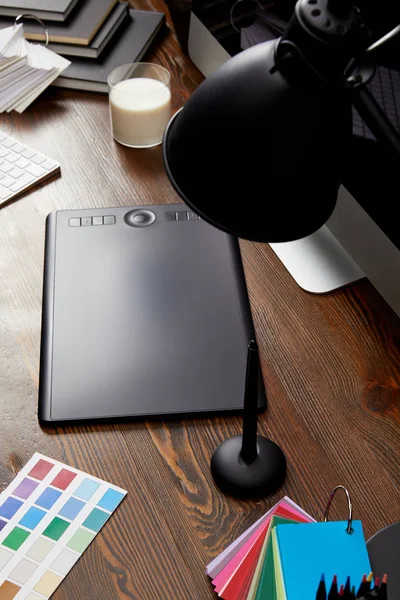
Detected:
[{"left": 28, "top": 459, "right": 54, "bottom": 481}]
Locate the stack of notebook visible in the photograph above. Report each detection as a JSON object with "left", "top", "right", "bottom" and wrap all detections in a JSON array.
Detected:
[{"left": 0, "top": 0, "right": 165, "bottom": 92}]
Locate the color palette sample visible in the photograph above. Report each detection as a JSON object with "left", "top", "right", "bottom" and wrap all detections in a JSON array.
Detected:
[
  {"left": 206, "top": 496, "right": 316, "bottom": 600},
  {"left": 0, "top": 453, "right": 127, "bottom": 599},
  {"left": 207, "top": 496, "right": 372, "bottom": 600}
]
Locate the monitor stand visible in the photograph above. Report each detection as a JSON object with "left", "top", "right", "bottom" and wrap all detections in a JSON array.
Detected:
[
  {"left": 269, "top": 185, "right": 400, "bottom": 318},
  {"left": 269, "top": 224, "right": 364, "bottom": 294}
]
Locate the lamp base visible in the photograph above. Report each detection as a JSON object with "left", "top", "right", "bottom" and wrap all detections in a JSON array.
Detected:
[{"left": 210, "top": 435, "right": 286, "bottom": 499}]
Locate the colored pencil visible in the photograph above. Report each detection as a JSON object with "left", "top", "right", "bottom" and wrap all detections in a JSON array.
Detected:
[
  {"left": 363, "top": 572, "right": 374, "bottom": 597},
  {"left": 316, "top": 573, "right": 327, "bottom": 600},
  {"left": 357, "top": 575, "right": 368, "bottom": 598},
  {"left": 343, "top": 576, "right": 352, "bottom": 599},
  {"left": 328, "top": 575, "right": 339, "bottom": 600},
  {"left": 368, "top": 577, "right": 380, "bottom": 598},
  {"left": 377, "top": 574, "right": 387, "bottom": 600}
]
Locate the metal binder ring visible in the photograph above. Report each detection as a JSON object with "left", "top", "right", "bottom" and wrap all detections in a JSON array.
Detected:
[
  {"left": 14, "top": 14, "right": 50, "bottom": 48},
  {"left": 323, "top": 485, "right": 354, "bottom": 534},
  {"left": 230, "top": 0, "right": 264, "bottom": 33}
]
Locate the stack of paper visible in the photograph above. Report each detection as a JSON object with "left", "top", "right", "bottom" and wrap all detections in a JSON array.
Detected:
[
  {"left": 207, "top": 496, "right": 372, "bottom": 600},
  {"left": 0, "top": 23, "right": 70, "bottom": 113}
]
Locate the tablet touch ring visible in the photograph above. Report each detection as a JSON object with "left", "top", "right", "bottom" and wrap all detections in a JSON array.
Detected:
[{"left": 124, "top": 209, "right": 156, "bottom": 227}]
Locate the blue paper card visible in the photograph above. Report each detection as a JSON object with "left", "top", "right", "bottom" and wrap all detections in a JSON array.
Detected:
[{"left": 275, "top": 520, "right": 371, "bottom": 599}]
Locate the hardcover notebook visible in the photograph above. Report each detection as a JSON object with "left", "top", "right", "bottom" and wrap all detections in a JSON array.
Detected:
[
  {"left": 53, "top": 9, "right": 166, "bottom": 92},
  {"left": 47, "top": 2, "right": 128, "bottom": 59},
  {"left": 0, "top": 0, "right": 118, "bottom": 45},
  {"left": 39, "top": 204, "right": 266, "bottom": 423},
  {"left": 0, "top": 0, "right": 80, "bottom": 22}
]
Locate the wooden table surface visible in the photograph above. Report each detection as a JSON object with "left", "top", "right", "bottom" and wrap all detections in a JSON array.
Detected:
[{"left": 1, "top": 2, "right": 399, "bottom": 598}]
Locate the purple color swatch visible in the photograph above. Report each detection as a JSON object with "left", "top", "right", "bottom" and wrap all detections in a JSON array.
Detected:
[
  {"left": 13, "top": 478, "right": 39, "bottom": 500},
  {"left": 0, "top": 518, "right": 7, "bottom": 532}
]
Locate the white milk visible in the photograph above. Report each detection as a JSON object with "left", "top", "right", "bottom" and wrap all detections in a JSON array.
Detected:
[{"left": 109, "top": 77, "right": 171, "bottom": 148}]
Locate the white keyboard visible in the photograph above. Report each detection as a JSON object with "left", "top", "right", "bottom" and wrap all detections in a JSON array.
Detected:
[{"left": 0, "top": 132, "right": 60, "bottom": 206}]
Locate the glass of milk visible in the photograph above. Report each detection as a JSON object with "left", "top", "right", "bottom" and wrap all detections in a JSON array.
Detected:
[{"left": 108, "top": 63, "right": 171, "bottom": 148}]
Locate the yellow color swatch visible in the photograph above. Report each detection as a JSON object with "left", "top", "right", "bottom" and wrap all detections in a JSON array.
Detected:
[
  {"left": 34, "top": 571, "right": 63, "bottom": 597},
  {"left": 272, "top": 529, "right": 287, "bottom": 600}
]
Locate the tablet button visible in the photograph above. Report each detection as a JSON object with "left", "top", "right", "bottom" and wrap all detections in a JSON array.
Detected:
[{"left": 124, "top": 210, "right": 156, "bottom": 227}]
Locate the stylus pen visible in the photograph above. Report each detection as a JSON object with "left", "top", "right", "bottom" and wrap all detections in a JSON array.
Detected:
[{"left": 240, "top": 340, "right": 259, "bottom": 464}]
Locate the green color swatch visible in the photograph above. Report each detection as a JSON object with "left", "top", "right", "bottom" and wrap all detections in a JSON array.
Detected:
[
  {"left": 2, "top": 527, "right": 30, "bottom": 551},
  {"left": 82, "top": 508, "right": 109, "bottom": 533},
  {"left": 67, "top": 528, "right": 95, "bottom": 553},
  {"left": 43, "top": 517, "right": 70, "bottom": 541},
  {"left": 255, "top": 516, "right": 300, "bottom": 600}
]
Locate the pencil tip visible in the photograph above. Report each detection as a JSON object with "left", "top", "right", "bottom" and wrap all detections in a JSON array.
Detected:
[
  {"left": 367, "top": 572, "right": 374, "bottom": 582},
  {"left": 382, "top": 574, "right": 388, "bottom": 584}
]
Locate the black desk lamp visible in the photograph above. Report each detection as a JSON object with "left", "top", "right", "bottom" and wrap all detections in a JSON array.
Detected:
[
  {"left": 163, "top": 0, "right": 400, "bottom": 243},
  {"left": 162, "top": 0, "right": 400, "bottom": 497}
]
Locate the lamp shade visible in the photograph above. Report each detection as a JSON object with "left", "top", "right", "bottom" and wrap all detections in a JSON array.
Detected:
[{"left": 163, "top": 39, "right": 352, "bottom": 242}]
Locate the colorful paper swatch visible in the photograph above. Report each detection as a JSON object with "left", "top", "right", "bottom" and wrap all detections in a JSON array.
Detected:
[
  {"left": 206, "top": 496, "right": 314, "bottom": 580},
  {"left": 206, "top": 497, "right": 316, "bottom": 600},
  {"left": 0, "top": 453, "right": 126, "bottom": 599},
  {"left": 207, "top": 497, "right": 372, "bottom": 600}
]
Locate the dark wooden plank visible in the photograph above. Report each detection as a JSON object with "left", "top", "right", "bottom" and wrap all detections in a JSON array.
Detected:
[{"left": 0, "top": 1, "right": 399, "bottom": 598}]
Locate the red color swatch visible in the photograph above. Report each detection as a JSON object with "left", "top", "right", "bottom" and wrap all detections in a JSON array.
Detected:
[
  {"left": 28, "top": 459, "right": 54, "bottom": 481},
  {"left": 50, "top": 469, "right": 77, "bottom": 490}
]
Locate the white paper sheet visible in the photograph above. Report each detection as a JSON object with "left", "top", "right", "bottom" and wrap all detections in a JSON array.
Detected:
[{"left": 0, "top": 24, "right": 70, "bottom": 113}]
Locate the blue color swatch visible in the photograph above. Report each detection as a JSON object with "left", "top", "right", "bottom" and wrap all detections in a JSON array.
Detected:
[
  {"left": 59, "top": 497, "right": 85, "bottom": 521},
  {"left": 73, "top": 479, "right": 100, "bottom": 501},
  {"left": 82, "top": 508, "right": 109, "bottom": 532},
  {"left": 35, "top": 487, "right": 62, "bottom": 510},
  {"left": 97, "top": 489, "right": 125, "bottom": 512},
  {"left": 19, "top": 506, "right": 46, "bottom": 530},
  {"left": 275, "top": 520, "right": 371, "bottom": 600},
  {"left": 0, "top": 497, "right": 23, "bottom": 519},
  {"left": 0, "top": 519, "right": 6, "bottom": 532}
]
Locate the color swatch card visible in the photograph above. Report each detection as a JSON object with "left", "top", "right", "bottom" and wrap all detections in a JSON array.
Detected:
[
  {"left": 0, "top": 453, "right": 127, "bottom": 599},
  {"left": 206, "top": 496, "right": 315, "bottom": 581},
  {"left": 273, "top": 520, "right": 371, "bottom": 600},
  {"left": 206, "top": 496, "right": 316, "bottom": 600},
  {"left": 207, "top": 496, "right": 372, "bottom": 600}
]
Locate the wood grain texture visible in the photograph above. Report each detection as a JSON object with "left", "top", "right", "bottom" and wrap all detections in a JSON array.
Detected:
[{"left": 1, "top": 1, "right": 399, "bottom": 598}]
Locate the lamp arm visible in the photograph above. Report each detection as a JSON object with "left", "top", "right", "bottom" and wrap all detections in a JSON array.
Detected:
[
  {"left": 346, "top": 20, "right": 400, "bottom": 160},
  {"left": 351, "top": 87, "right": 400, "bottom": 160},
  {"left": 365, "top": 24, "right": 400, "bottom": 56}
]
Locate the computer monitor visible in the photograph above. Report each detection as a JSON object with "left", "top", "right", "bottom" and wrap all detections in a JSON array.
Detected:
[{"left": 187, "top": 0, "right": 400, "bottom": 317}]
